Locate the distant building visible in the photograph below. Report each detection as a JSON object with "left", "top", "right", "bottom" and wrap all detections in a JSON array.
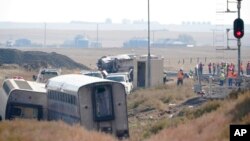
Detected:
[
  {"left": 123, "top": 38, "right": 148, "bottom": 48},
  {"left": 74, "top": 35, "right": 89, "bottom": 48},
  {"left": 75, "top": 38, "right": 89, "bottom": 48},
  {"left": 152, "top": 39, "right": 186, "bottom": 47},
  {"left": 152, "top": 35, "right": 195, "bottom": 48},
  {"left": 62, "top": 35, "right": 102, "bottom": 48},
  {"left": 14, "top": 38, "right": 31, "bottom": 47},
  {"left": 6, "top": 40, "right": 14, "bottom": 47}
]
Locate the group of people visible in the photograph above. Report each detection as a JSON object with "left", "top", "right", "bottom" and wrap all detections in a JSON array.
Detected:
[
  {"left": 213, "top": 61, "right": 250, "bottom": 86},
  {"left": 176, "top": 61, "right": 250, "bottom": 86}
]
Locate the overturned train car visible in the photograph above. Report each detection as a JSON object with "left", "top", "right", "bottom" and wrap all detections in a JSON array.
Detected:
[
  {"left": 0, "top": 79, "right": 47, "bottom": 121},
  {"left": 97, "top": 54, "right": 134, "bottom": 73},
  {"left": 46, "top": 74, "right": 129, "bottom": 138}
]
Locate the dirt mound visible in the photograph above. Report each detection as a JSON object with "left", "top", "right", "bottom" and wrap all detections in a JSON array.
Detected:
[{"left": 0, "top": 48, "right": 89, "bottom": 70}]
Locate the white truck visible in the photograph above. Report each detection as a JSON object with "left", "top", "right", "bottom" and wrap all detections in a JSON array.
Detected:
[
  {"left": 106, "top": 73, "right": 133, "bottom": 94},
  {"left": 35, "top": 68, "right": 61, "bottom": 83}
]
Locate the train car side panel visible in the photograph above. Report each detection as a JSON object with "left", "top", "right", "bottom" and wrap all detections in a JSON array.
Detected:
[
  {"left": 0, "top": 89, "right": 8, "bottom": 119},
  {"left": 78, "top": 86, "right": 96, "bottom": 130},
  {"left": 111, "top": 83, "right": 129, "bottom": 137}
]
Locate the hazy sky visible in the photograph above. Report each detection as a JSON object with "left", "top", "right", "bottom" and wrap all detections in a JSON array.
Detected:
[{"left": 0, "top": 0, "right": 249, "bottom": 24}]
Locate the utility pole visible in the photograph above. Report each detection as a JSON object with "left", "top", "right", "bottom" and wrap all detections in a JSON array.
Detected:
[
  {"left": 97, "top": 23, "right": 99, "bottom": 48},
  {"left": 44, "top": 23, "right": 47, "bottom": 48},
  {"left": 226, "top": 28, "right": 230, "bottom": 49},
  {"left": 236, "top": 0, "right": 242, "bottom": 86},
  {"left": 147, "top": 0, "right": 151, "bottom": 88}
]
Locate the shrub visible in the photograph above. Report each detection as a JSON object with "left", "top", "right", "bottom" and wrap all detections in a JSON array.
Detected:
[
  {"left": 230, "top": 96, "right": 250, "bottom": 122},
  {"left": 178, "top": 101, "right": 221, "bottom": 119}
]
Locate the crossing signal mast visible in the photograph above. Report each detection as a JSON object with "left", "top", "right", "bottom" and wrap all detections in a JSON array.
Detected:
[{"left": 234, "top": 0, "right": 244, "bottom": 86}]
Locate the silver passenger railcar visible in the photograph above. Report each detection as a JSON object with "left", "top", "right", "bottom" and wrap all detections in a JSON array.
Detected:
[
  {"left": 0, "top": 79, "right": 47, "bottom": 120},
  {"left": 46, "top": 74, "right": 129, "bottom": 138}
]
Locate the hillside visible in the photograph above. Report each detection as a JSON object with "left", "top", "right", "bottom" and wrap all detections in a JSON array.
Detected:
[{"left": 0, "top": 48, "right": 89, "bottom": 70}]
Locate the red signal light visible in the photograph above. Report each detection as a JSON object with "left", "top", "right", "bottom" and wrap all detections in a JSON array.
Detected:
[
  {"left": 233, "top": 18, "right": 244, "bottom": 39},
  {"left": 236, "top": 31, "right": 242, "bottom": 37}
]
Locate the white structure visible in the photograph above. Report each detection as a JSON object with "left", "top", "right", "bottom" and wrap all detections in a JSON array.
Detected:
[{"left": 133, "top": 55, "right": 164, "bottom": 88}]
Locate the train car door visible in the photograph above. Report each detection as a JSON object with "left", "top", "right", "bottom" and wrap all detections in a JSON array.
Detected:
[
  {"left": 137, "top": 62, "right": 146, "bottom": 87},
  {"left": 92, "top": 85, "right": 114, "bottom": 133}
]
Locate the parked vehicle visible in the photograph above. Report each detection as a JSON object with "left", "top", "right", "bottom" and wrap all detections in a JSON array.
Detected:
[
  {"left": 35, "top": 68, "right": 61, "bottom": 83},
  {"left": 0, "top": 79, "right": 47, "bottom": 121},
  {"left": 106, "top": 73, "right": 133, "bottom": 94},
  {"left": 46, "top": 74, "right": 129, "bottom": 138}
]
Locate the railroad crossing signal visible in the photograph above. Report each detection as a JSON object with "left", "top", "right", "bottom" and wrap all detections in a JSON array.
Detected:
[{"left": 233, "top": 18, "right": 244, "bottom": 39}]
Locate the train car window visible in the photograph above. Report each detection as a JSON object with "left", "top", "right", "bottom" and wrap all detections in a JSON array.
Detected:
[
  {"left": 66, "top": 94, "right": 69, "bottom": 103},
  {"left": 48, "top": 90, "right": 76, "bottom": 105},
  {"left": 12, "top": 107, "right": 21, "bottom": 116},
  {"left": 92, "top": 85, "right": 114, "bottom": 121},
  {"left": 7, "top": 104, "right": 42, "bottom": 120},
  {"left": 72, "top": 96, "right": 76, "bottom": 105}
]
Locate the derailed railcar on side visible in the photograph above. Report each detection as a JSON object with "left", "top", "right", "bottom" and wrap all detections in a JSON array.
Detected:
[
  {"left": 0, "top": 79, "right": 47, "bottom": 121},
  {"left": 46, "top": 74, "right": 129, "bottom": 138}
]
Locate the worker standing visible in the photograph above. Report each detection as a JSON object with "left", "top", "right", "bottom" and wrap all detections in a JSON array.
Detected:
[
  {"left": 177, "top": 69, "right": 184, "bottom": 86},
  {"left": 240, "top": 63, "right": 244, "bottom": 75},
  {"left": 228, "top": 69, "right": 234, "bottom": 87},
  {"left": 247, "top": 62, "right": 250, "bottom": 75},
  {"left": 219, "top": 71, "right": 225, "bottom": 86},
  {"left": 189, "top": 69, "right": 194, "bottom": 79},
  {"left": 198, "top": 62, "right": 203, "bottom": 75},
  {"left": 212, "top": 63, "right": 216, "bottom": 76},
  {"left": 208, "top": 62, "right": 212, "bottom": 74}
]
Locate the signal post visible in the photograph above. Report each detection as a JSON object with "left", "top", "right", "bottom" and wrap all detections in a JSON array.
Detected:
[{"left": 233, "top": 0, "right": 244, "bottom": 86}]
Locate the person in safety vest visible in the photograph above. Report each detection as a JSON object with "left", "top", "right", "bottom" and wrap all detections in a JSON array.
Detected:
[
  {"left": 177, "top": 69, "right": 184, "bottom": 86},
  {"left": 219, "top": 71, "right": 225, "bottom": 86},
  {"left": 240, "top": 63, "right": 244, "bottom": 75},
  {"left": 228, "top": 70, "right": 234, "bottom": 87},
  {"left": 246, "top": 62, "right": 250, "bottom": 75}
]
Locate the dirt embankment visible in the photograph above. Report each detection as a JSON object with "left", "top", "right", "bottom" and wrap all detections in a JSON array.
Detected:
[{"left": 0, "top": 48, "right": 89, "bottom": 70}]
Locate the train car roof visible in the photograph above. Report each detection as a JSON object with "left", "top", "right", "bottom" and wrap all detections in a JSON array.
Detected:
[
  {"left": 3, "top": 79, "right": 46, "bottom": 93},
  {"left": 46, "top": 74, "right": 120, "bottom": 93}
]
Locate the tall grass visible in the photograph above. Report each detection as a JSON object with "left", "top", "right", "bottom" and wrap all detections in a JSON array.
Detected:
[
  {"left": 128, "top": 79, "right": 195, "bottom": 141},
  {"left": 0, "top": 120, "right": 117, "bottom": 141},
  {"left": 178, "top": 100, "right": 221, "bottom": 119},
  {"left": 146, "top": 91, "right": 250, "bottom": 141},
  {"left": 128, "top": 79, "right": 195, "bottom": 111}
]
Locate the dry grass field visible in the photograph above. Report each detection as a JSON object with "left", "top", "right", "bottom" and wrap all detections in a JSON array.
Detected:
[{"left": 18, "top": 47, "right": 250, "bottom": 72}]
